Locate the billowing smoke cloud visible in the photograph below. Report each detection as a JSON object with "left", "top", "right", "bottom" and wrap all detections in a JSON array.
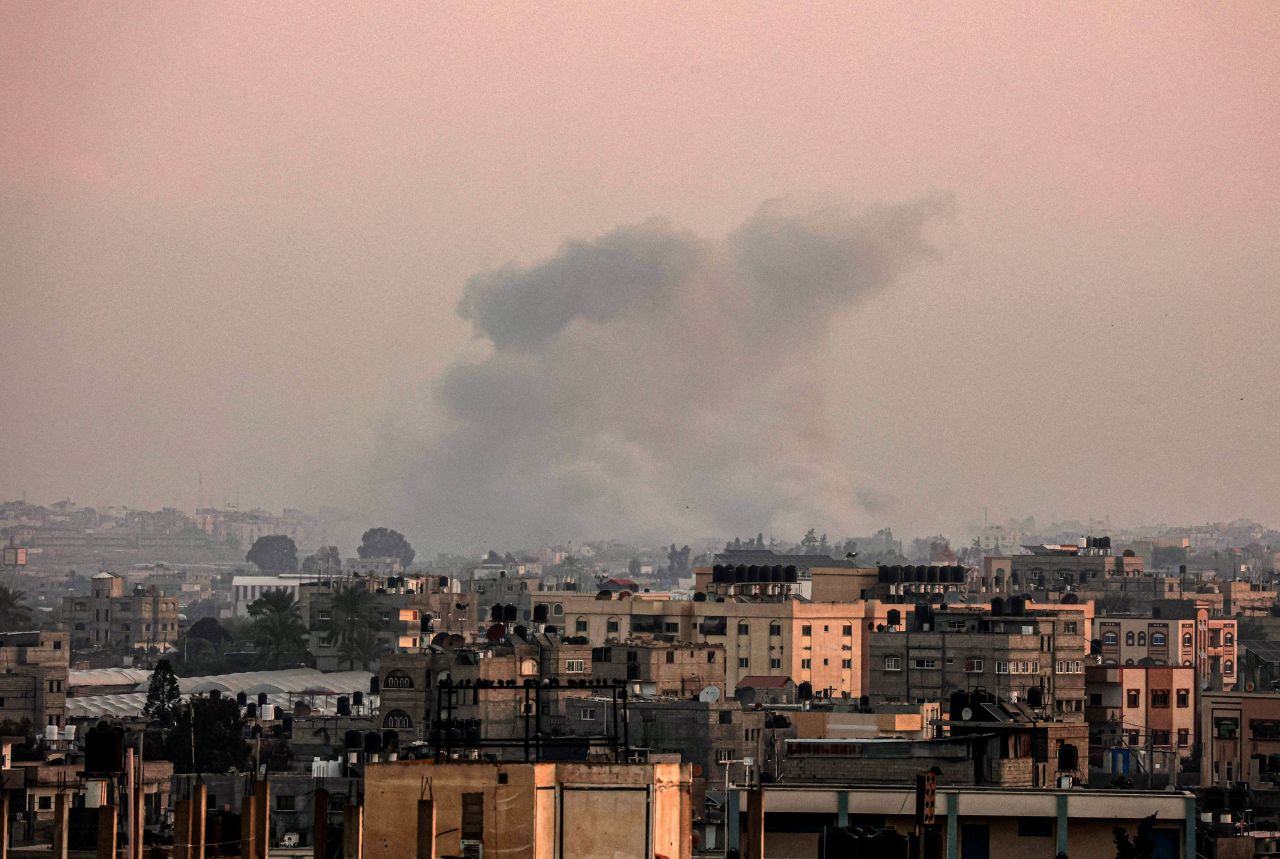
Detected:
[{"left": 393, "top": 197, "right": 952, "bottom": 547}]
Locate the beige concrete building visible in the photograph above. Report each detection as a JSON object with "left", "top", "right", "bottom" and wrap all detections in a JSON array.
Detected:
[
  {"left": 529, "top": 590, "right": 889, "bottom": 699},
  {"left": 1095, "top": 607, "right": 1238, "bottom": 690},
  {"left": 362, "top": 759, "right": 692, "bottom": 859},
  {"left": 0, "top": 630, "right": 69, "bottom": 729},
  {"left": 728, "top": 783, "right": 1193, "bottom": 859},
  {"left": 1200, "top": 690, "right": 1280, "bottom": 788},
  {"left": 1086, "top": 664, "right": 1196, "bottom": 770},
  {"left": 61, "top": 571, "right": 178, "bottom": 655},
  {"left": 867, "top": 603, "right": 1089, "bottom": 717}
]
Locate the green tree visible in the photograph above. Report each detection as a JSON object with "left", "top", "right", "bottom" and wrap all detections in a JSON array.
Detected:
[
  {"left": 357, "top": 527, "right": 415, "bottom": 567},
  {"left": 245, "top": 535, "right": 298, "bottom": 573},
  {"left": 143, "top": 659, "right": 182, "bottom": 726},
  {"left": 0, "top": 585, "right": 33, "bottom": 629},
  {"left": 337, "top": 624, "right": 388, "bottom": 672},
  {"left": 1113, "top": 813, "right": 1158, "bottom": 859},
  {"left": 165, "top": 694, "right": 249, "bottom": 774},
  {"left": 248, "top": 590, "right": 309, "bottom": 669},
  {"left": 324, "top": 583, "right": 382, "bottom": 670}
]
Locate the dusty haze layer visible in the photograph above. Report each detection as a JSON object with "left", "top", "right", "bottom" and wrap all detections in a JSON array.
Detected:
[{"left": 2, "top": 4, "right": 1278, "bottom": 550}]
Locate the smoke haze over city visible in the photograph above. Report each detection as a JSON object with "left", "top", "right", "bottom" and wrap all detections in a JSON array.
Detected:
[{"left": 3, "top": 4, "right": 1279, "bottom": 551}]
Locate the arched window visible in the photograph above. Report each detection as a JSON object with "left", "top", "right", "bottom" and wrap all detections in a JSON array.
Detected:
[
  {"left": 1224, "top": 660, "right": 1234, "bottom": 675},
  {"left": 1103, "top": 632, "right": 1118, "bottom": 646},
  {"left": 553, "top": 603, "right": 563, "bottom": 616},
  {"left": 737, "top": 621, "right": 750, "bottom": 636},
  {"left": 383, "top": 710, "right": 412, "bottom": 729},
  {"left": 1182, "top": 633, "right": 1193, "bottom": 648},
  {"left": 769, "top": 622, "right": 782, "bottom": 636},
  {"left": 1137, "top": 632, "right": 1146, "bottom": 646},
  {"left": 384, "top": 670, "right": 414, "bottom": 690},
  {"left": 1225, "top": 632, "right": 1235, "bottom": 646},
  {"left": 1125, "top": 632, "right": 1135, "bottom": 646},
  {"left": 606, "top": 616, "right": 620, "bottom": 634},
  {"left": 1151, "top": 633, "right": 1166, "bottom": 647},
  {"left": 575, "top": 617, "right": 588, "bottom": 633},
  {"left": 520, "top": 658, "right": 539, "bottom": 676}
]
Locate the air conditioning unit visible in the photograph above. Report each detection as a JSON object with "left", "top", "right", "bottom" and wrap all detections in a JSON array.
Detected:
[{"left": 460, "top": 840, "right": 483, "bottom": 859}]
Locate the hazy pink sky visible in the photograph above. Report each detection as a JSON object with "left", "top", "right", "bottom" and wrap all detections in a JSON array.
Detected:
[{"left": 2, "top": 4, "right": 1278, "bottom": 548}]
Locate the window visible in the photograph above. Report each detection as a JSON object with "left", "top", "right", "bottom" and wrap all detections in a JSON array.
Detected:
[
  {"left": 841, "top": 658, "right": 852, "bottom": 669},
  {"left": 1177, "top": 729, "right": 1189, "bottom": 747},
  {"left": 842, "top": 625, "right": 853, "bottom": 636},
  {"left": 665, "top": 651, "right": 675, "bottom": 664},
  {"left": 1064, "top": 621, "right": 1078, "bottom": 635},
  {"left": 461, "top": 793, "right": 484, "bottom": 841},
  {"left": 1225, "top": 660, "right": 1235, "bottom": 675},
  {"left": 318, "top": 610, "right": 331, "bottom": 621},
  {"left": 1089, "top": 693, "right": 1102, "bottom": 706},
  {"left": 1151, "top": 730, "right": 1170, "bottom": 747},
  {"left": 1215, "top": 718, "right": 1239, "bottom": 739},
  {"left": 576, "top": 618, "right": 588, "bottom": 633},
  {"left": 1017, "top": 818, "right": 1054, "bottom": 838},
  {"left": 276, "top": 795, "right": 296, "bottom": 811},
  {"left": 719, "top": 711, "right": 733, "bottom": 724},
  {"left": 1226, "top": 632, "right": 1235, "bottom": 646},
  {"left": 1127, "top": 689, "right": 1140, "bottom": 708},
  {"left": 1103, "top": 632, "right": 1118, "bottom": 646},
  {"left": 1126, "top": 632, "right": 1135, "bottom": 646},
  {"left": 1151, "top": 632, "right": 1166, "bottom": 647},
  {"left": 738, "top": 658, "right": 749, "bottom": 668},
  {"left": 884, "top": 656, "right": 902, "bottom": 671},
  {"left": 39, "top": 796, "right": 52, "bottom": 811},
  {"left": 770, "top": 658, "right": 781, "bottom": 669},
  {"left": 1055, "top": 661, "right": 1083, "bottom": 674},
  {"left": 565, "top": 659, "right": 585, "bottom": 673},
  {"left": 738, "top": 621, "right": 750, "bottom": 636},
  {"left": 1182, "top": 633, "right": 1193, "bottom": 648},
  {"left": 1151, "top": 689, "right": 1170, "bottom": 708},
  {"left": 801, "top": 658, "right": 812, "bottom": 669},
  {"left": 384, "top": 671, "right": 414, "bottom": 689},
  {"left": 1137, "top": 632, "right": 1146, "bottom": 646},
  {"left": 1128, "top": 730, "right": 1140, "bottom": 746},
  {"left": 553, "top": 603, "right": 563, "bottom": 616},
  {"left": 664, "top": 622, "right": 679, "bottom": 634},
  {"left": 802, "top": 625, "right": 812, "bottom": 637},
  {"left": 707, "top": 650, "right": 716, "bottom": 663},
  {"left": 996, "top": 661, "right": 1009, "bottom": 675},
  {"left": 964, "top": 658, "right": 983, "bottom": 673},
  {"left": 913, "top": 659, "right": 937, "bottom": 669},
  {"left": 716, "top": 748, "right": 734, "bottom": 763},
  {"left": 607, "top": 618, "right": 619, "bottom": 634},
  {"left": 1176, "top": 689, "right": 1190, "bottom": 708},
  {"left": 383, "top": 711, "right": 412, "bottom": 729},
  {"left": 769, "top": 622, "right": 781, "bottom": 637},
  {"left": 580, "top": 708, "right": 597, "bottom": 721},
  {"left": 53, "top": 639, "right": 62, "bottom": 651}
]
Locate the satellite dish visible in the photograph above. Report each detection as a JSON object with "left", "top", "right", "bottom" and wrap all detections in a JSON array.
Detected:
[
  {"left": 698, "top": 686, "right": 721, "bottom": 703},
  {"left": 961, "top": 707, "right": 973, "bottom": 721}
]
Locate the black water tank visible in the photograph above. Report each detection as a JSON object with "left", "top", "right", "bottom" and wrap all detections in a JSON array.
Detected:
[
  {"left": 1058, "top": 743, "right": 1078, "bottom": 772},
  {"left": 258, "top": 692, "right": 268, "bottom": 707},
  {"left": 785, "top": 566, "right": 798, "bottom": 583},
  {"left": 533, "top": 604, "right": 549, "bottom": 623},
  {"left": 246, "top": 702, "right": 258, "bottom": 719},
  {"left": 353, "top": 691, "right": 364, "bottom": 708},
  {"left": 693, "top": 592, "right": 707, "bottom": 602},
  {"left": 1027, "top": 686, "right": 1045, "bottom": 708},
  {"left": 503, "top": 604, "right": 518, "bottom": 622},
  {"left": 236, "top": 692, "right": 247, "bottom": 706},
  {"left": 886, "top": 609, "right": 901, "bottom": 628},
  {"left": 337, "top": 696, "right": 351, "bottom": 717},
  {"left": 84, "top": 723, "right": 124, "bottom": 776},
  {"left": 949, "top": 690, "right": 970, "bottom": 721},
  {"left": 364, "top": 731, "right": 382, "bottom": 755},
  {"left": 990, "top": 597, "right": 1004, "bottom": 616},
  {"left": 369, "top": 675, "right": 381, "bottom": 695},
  {"left": 343, "top": 729, "right": 361, "bottom": 749}
]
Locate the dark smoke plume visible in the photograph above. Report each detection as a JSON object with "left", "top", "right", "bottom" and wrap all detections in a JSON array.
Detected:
[{"left": 391, "top": 196, "right": 952, "bottom": 547}]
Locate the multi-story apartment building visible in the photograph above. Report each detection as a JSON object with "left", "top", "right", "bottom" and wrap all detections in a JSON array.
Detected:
[
  {"left": 982, "top": 537, "right": 1143, "bottom": 594},
  {"left": 1085, "top": 664, "right": 1196, "bottom": 766},
  {"left": 591, "top": 641, "right": 726, "bottom": 699},
  {"left": 61, "top": 572, "right": 178, "bottom": 655},
  {"left": 1094, "top": 604, "right": 1237, "bottom": 690},
  {"left": 0, "top": 631, "right": 69, "bottom": 729},
  {"left": 1200, "top": 690, "right": 1280, "bottom": 788},
  {"left": 530, "top": 588, "right": 888, "bottom": 699},
  {"left": 377, "top": 634, "right": 600, "bottom": 749},
  {"left": 867, "top": 601, "right": 1090, "bottom": 718}
]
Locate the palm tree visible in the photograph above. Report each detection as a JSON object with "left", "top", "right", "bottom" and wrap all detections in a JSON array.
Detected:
[
  {"left": 338, "top": 625, "right": 388, "bottom": 671},
  {"left": 325, "top": 583, "right": 382, "bottom": 670},
  {"left": 248, "top": 590, "right": 308, "bottom": 669},
  {"left": 0, "top": 586, "right": 33, "bottom": 629}
]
